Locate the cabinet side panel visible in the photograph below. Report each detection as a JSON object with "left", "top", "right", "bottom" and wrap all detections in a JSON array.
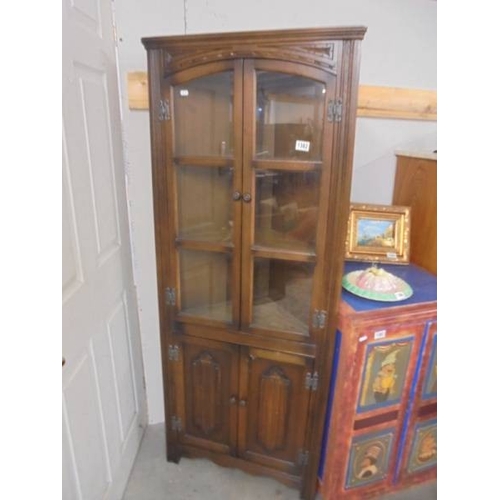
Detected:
[
  {"left": 318, "top": 330, "right": 342, "bottom": 480},
  {"left": 302, "top": 38, "right": 364, "bottom": 500},
  {"left": 145, "top": 47, "right": 176, "bottom": 457},
  {"left": 392, "top": 155, "right": 437, "bottom": 275}
]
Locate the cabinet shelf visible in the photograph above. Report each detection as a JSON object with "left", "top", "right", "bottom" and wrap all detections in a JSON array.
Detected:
[
  {"left": 252, "top": 159, "right": 322, "bottom": 172},
  {"left": 175, "top": 238, "right": 234, "bottom": 251},
  {"left": 251, "top": 244, "right": 316, "bottom": 262},
  {"left": 174, "top": 156, "right": 235, "bottom": 167}
]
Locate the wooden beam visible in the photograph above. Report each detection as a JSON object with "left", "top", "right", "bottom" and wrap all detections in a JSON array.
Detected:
[
  {"left": 357, "top": 85, "right": 436, "bottom": 121},
  {"left": 128, "top": 71, "right": 149, "bottom": 110},
  {"left": 127, "top": 71, "right": 436, "bottom": 121}
]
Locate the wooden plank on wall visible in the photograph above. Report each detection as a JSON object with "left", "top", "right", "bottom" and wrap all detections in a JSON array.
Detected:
[
  {"left": 128, "top": 72, "right": 149, "bottom": 109},
  {"left": 127, "top": 71, "right": 436, "bottom": 121},
  {"left": 357, "top": 85, "right": 436, "bottom": 121}
]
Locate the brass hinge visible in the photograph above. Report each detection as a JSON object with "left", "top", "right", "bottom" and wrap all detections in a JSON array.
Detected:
[
  {"left": 305, "top": 371, "right": 319, "bottom": 391},
  {"left": 312, "top": 310, "right": 327, "bottom": 329},
  {"left": 159, "top": 99, "right": 170, "bottom": 121},
  {"left": 327, "top": 98, "right": 342, "bottom": 122},
  {"left": 168, "top": 344, "right": 179, "bottom": 361},
  {"left": 171, "top": 415, "right": 182, "bottom": 431},
  {"left": 165, "top": 287, "right": 176, "bottom": 306},
  {"left": 298, "top": 449, "right": 309, "bottom": 466}
]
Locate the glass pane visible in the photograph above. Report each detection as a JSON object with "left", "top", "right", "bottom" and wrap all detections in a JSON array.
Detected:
[
  {"left": 255, "top": 72, "right": 325, "bottom": 160},
  {"left": 252, "top": 259, "right": 314, "bottom": 334},
  {"left": 177, "top": 165, "right": 233, "bottom": 242},
  {"left": 255, "top": 170, "right": 320, "bottom": 252},
  {"left": 174, "top": 72, "right": 233, "bottom": 156},
  {"left": 180, "top": 249, "right": 232, "bottom": 322}
]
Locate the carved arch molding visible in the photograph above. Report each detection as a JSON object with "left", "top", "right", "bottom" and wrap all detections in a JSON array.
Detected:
[{"left": 163, "top": 43, "right": 337, "bottom": 75}]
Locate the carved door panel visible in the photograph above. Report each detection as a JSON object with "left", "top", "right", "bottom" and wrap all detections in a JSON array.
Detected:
[
  {"left": 237, "top": 346, "right": 314, "bottom": 475},
  {"left": 174, "top": 337, "right": 240, "bottom": 456}
]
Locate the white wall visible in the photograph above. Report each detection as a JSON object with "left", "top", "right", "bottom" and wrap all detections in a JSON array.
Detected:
[{"left": 114, "top": 0, "right": 437, "bottom": 424}]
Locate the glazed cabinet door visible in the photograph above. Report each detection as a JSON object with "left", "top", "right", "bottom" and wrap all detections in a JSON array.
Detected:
[
  {"left": 169, "top": 336, "right": 240, "bottom": 457},
  {"left": 240, "top": 60, "right": 339, "bottom": 344},
  {"left": 163, "top": 61, "right": 244, "bottom": 328},
  {"left": 162, "top": 57, "right": 341, "bottom": 346},
  {"left": 237, "top": 347, "right": 315, "bottom": 476}
]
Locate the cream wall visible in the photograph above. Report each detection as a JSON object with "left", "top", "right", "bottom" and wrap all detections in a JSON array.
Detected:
[{"left": 114, "top": 0, "right": 437, "bottom": 424}]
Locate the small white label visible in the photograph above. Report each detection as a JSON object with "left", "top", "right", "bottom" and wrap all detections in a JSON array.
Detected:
[
  {"left": 386, "top": 252, "right": 397, "bottom": 259},
  {"left": 374, "top": 330, "right": 386, "bottom": 339},
  {"left": 395, "top": 291, "right": 406, "bottom": 300},
  {"left": 295, "top": 140, "right": 310, "bottom": 152},
  {"left": 179, "top": 89, "right": 189, "bottom": 97},
  {"left": 359, "top": 335, "right": 368, "bottom": 343}
]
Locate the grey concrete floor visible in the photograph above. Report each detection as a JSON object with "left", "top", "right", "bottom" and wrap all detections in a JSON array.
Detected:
[{"left": 123, "top": 424, "right": 436, "bottom": 500}]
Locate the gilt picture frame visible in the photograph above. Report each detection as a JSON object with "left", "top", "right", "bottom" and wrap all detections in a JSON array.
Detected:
[{"left": 345, "top": 203, "right": 411, "bottom": 264}]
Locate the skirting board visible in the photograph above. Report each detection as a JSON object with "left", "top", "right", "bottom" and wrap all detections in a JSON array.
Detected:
[{"left": 127, "top": 71, "right": 436, "bottom": 121}]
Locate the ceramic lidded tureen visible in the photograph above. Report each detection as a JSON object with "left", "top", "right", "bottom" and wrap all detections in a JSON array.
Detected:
[{"left": 342, "top": 265, "right": 413, "bottom": 302}]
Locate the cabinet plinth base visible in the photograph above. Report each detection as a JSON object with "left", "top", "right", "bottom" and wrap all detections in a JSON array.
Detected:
[{"left": 180, "top": 444, "right": 303, "bottom": 493}]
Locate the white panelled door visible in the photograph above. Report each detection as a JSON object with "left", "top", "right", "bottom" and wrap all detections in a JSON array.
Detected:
[{"left": 62, "top": 0, "right": 146, "bottom": 499}]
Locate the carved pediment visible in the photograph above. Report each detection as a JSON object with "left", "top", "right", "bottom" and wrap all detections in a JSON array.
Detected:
[{"left": 163, "top": 42, "right": 337, "bottom": 76}]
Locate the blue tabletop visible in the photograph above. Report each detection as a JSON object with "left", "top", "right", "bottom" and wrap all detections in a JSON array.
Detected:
[{"left": 341, "top": 261, "right": 437, "bottom": 312}]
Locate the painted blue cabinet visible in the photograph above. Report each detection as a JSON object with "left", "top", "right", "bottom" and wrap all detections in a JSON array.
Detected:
[{"left": 319, "top": 262, "right": 437, "bottom": 499}]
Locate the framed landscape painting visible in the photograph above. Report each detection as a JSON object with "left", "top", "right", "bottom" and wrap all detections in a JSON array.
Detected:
[{"left": 345, "top": 204, "right": 411, "bottom": 264}]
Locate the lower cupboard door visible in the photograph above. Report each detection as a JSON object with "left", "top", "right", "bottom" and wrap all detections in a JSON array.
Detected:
[
  {"left": 174, "top": 336, "right": 240, "bottom": 456},
  {"left": 237, "top": 346, "right": 314, "bottom": 475},
  {"left": 398, "top": 415, "right": 437, "bottom": 485}
]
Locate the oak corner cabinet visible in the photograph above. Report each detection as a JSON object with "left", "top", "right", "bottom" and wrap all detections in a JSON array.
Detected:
[
  {"left": 319, "top": 262, "right": 437, "bottom": 499},
  {"left": 141, "top": 26, "right": 367, "bottom": 500}
]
